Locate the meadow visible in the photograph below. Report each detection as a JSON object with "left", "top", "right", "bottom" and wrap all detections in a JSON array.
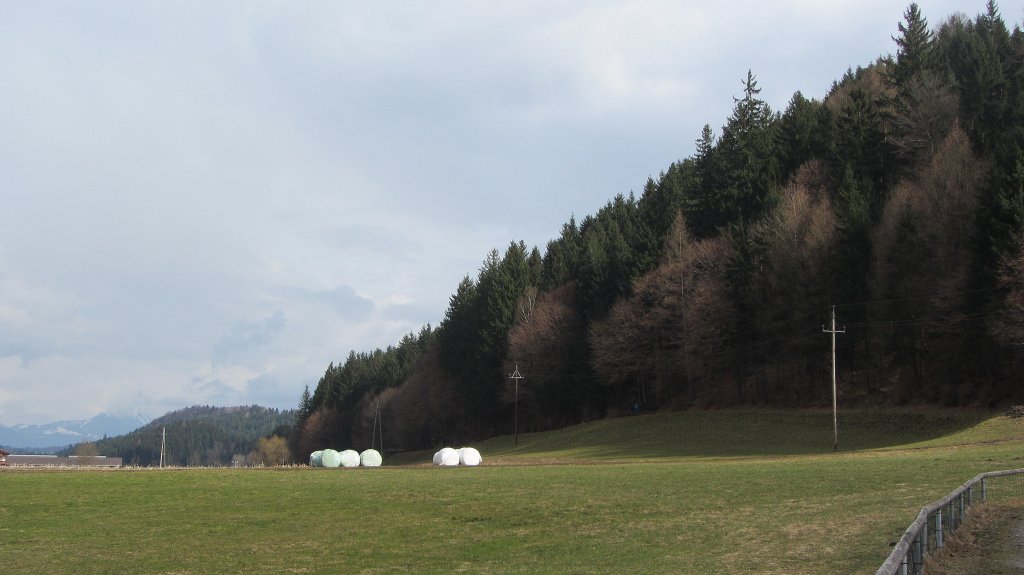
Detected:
[{"left": 2, "top": 409, "right": 1023, "bottom": 574}]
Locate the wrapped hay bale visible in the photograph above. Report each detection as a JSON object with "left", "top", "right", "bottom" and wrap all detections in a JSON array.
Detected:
[
  {"left": 459, "top": 447, "right": 482, "bottom": 466},
  {"left": 434, "top": 447, "right": 459, "bottom": 466},
  {"left": 360, "top": 449, "right": 382, "bottom": 467},
  {"left": 340, "top": 449, "right": 360, "bottom": 468},
  {"left": 321, "top": 449, "right": 342, "bottom": 468},
  {"left": 310, "top": 450, "right": 324, "bottom": 467}
]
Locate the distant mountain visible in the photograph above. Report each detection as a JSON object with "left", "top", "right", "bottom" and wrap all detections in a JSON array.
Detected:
[
  {"left": 80, "top": 405, "right": 296, "bottom": 466},
  {"left": 0, "top": 412, "right": 150, "bottom": 452}
]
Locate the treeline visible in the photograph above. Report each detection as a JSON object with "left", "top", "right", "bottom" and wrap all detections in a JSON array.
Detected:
[
  {"left": 296, "top": 2, "right": 1024, "bottom": 453},
  {"left": 80, "top": 405, "right": 295, "bottom": 466}
]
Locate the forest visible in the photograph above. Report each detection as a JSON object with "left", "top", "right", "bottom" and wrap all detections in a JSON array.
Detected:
[
  {"left": 294, "top": 2, "right": 1024, "bottom": 456},
  {"left": 80, "top": 405, "right": 295, "bottom": 467}
]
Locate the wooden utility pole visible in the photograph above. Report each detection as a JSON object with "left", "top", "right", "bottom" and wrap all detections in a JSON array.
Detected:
[
  {"left": 509, "top": 363, "right": 524, "bottom": 446},
  {"left": 823, "top": 306, "right": 845, "bottom": 452}
]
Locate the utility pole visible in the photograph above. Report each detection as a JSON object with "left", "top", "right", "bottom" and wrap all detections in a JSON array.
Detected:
[
  {"left": 509, "top": 363, "right": 524, "bottom": 446},
  {"left": 371, "top": 400, "right": 383, "bottom": 453},
  {"left": 823, "top": 306, "right": 845, "bottom": 452},
  {"left": 159, "top": 426, "right": 166, "bottom": 468}
]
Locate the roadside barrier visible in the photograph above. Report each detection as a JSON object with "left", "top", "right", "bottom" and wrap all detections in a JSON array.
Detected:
[{"left": 875, "top": 468, "right": 1024, "bottom": 575}]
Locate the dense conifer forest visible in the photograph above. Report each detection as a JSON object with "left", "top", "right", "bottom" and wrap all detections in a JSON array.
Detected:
[
  {"left": 294, "top": 3, "right": 1024, "bottom": 454},
  {"left": 80, "top": 405, "right": 295, "bottom": 466}
]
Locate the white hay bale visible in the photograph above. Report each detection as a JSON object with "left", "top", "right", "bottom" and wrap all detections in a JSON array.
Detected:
[
  {"left": 360, "top": 449, "right": 382, "bottom": 467},
  {"left": 434, "top": 447, "right": 459, "bottom": 466},
  {"left": 459, "top": 447, "right": 482, "bottom": 466},
  {"left": 310, "top": 450, "right": 324, "bottom": 467},
  {"left": 340, "top": 449, "right": 360, "bottom": 468},
  {"left": 321, "top": 449, "right": 342, "bottom": 468}
]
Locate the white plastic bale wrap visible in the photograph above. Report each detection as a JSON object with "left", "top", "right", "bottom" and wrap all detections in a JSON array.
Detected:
[
  {"left": 360, "top": 449, "right": 382, "bottom": 467},
  {"left": 340, "top": 449, "right": 361, "bottom": 468},
  {"left": 459, "top": 447, "right": 482, "bottom": 466},
  {"left": 434, "top": 447, "right": 460, "bottom": 466},
  {"left": 321, "top": 449, "right": 342, "bottom": 468},
  {"left": 310, "top": 450, "right": 324, "bottom": 467}
]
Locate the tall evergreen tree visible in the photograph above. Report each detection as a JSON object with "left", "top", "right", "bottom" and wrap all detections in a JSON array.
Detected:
[
  {"left": 831, "top": 87, "right": 894, "bottom": 216},
  {"left": 952, "top": 1, "right": 1012, "bottom": 154},
  {"left": 541, "top": 217, "right": 581, "bottom": 291},
  {"left": 690, "top": 124, "right": 719, "bottom": 237},
  {"left": 716, "top": 71, "right": 780, "bottom": 230},
  {"left": 298, "top": 385, "right": 312, "bottom": 421},
  {"left": 889, "top": 3, "right": 933, "bottom": 91},
  {"left": 776, "top": 91, "right": 829, "bottom": 182}
]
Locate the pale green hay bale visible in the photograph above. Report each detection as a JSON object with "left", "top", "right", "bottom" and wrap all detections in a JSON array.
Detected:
[
  {"left": 321, "top": 449, "right": 342, "bottom": 468},
  {"left": 340, "top": 449, "right": 360, "bottom": 468}
]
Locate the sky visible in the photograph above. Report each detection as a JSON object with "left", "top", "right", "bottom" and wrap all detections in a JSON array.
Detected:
[{"left": 2, "top": 1, "right": 1022, "bottom": 425}]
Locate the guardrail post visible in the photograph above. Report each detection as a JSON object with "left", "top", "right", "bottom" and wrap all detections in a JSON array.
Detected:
[
  {"left": 924, "top": 514, "right": 931, "bottom": 554},
  {"left": 913, "top": 530, "right": 923, "bottom": 575},
  {"left": 936, "top": 508, "right": 944, "bottom": 549},
  {"left": 982, "top": 477, "right": 987, "bottom": 502}
]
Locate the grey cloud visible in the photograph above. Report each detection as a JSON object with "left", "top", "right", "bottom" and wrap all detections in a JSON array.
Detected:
[
  {"left": 4, "top": 0, "right": 1021, "bottom": 424},
  {"left": 185, "top": 376, "right": 238, "bottom": 406},
  {"left": 244, "top": 372, "right": 302, "bottom": 412},
  {"left": 274, "top": 285, "right": 374, "bottom": 322},
  {"left": 213, "top": 310, "right": 287, "bottom": 367}
]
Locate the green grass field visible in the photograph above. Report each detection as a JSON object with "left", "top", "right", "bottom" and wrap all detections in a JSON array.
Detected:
[{"left": 2, "top": 409, "right": 1023, "bottom": 574}]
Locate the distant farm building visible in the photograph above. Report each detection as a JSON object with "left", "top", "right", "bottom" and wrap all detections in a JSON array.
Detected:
[
  {"left": 0, "top": 449, "right": 8, "bottom": 466},
  {"left": 5, "top": 455, "right": 123, "bottom": 467}
]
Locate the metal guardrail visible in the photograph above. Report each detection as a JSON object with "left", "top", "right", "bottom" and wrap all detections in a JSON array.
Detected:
[{"left": 875, "top": 468, "right": 1024, "bottom": 575}]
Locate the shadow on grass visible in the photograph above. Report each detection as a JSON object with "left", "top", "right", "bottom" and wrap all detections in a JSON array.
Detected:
[{"left": 390, "top": 409, "right": 1009, "bottom": 465}]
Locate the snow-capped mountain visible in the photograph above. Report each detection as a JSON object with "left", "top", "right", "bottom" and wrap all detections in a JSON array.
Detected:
[{"left": 0, "top": 412, "right": 150, "bottom": 451}]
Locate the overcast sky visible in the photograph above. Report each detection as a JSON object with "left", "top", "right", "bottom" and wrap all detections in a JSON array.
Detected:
[{"left": 2, "top": 1, "right": 1021, "bottom": 425}]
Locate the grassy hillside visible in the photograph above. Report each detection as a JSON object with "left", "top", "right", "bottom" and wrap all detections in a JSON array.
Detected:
[
  {"left": 84, "top": 405, "right": 295, "bottom": 467},
  {"left": 3, "top": 409, "right": 1023, "bottom": 575},
  {"left": 390, "top": 408, "right": 1012, "bottom": 463}
]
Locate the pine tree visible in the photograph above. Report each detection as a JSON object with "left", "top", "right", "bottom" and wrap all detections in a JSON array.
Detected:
[
  {"left": 831, "top": 87, "right": 894, "bottom": 216},
  {"left": 298, "top": 385, "right": 312, "bottom": 421},
  {"left": 776, "top": 91, "right": 829, "bottom": 181},
  {"left": 952, "top": 1, "right": 1012, "bottom": 154},
  {"left": 977, "top": 148, "right": 1024, "bottom": 281},
  {"left": 541, "top": 217, "right": 580, "bottom": 291},
  {"left": 716, "top": 71, "right": 780, "bottom": 230},
  {"left": 691, "top": 124, "right": 719, "bottom": 237},
  {"left": 889, "top": 3, "right": 933, "bottom": 92}
]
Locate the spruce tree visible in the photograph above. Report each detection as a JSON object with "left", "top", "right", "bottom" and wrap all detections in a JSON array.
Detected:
[
  {"left": 691, "top": 124, "right": 719, "bottom": 237},
  {"left": 889, "top": 3, "right": 933, "bottom": 92},
  {"left": 716, "top": 71, "right": 780, "bottom": 230}
]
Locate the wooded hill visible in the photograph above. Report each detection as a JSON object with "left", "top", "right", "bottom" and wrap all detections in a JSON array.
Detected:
[
  {"left": 294, "top": 2, "right": 1024, "bottom": 455},
  {"left": 77, "top": 405, "right": 295, "bottom": 466}
]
